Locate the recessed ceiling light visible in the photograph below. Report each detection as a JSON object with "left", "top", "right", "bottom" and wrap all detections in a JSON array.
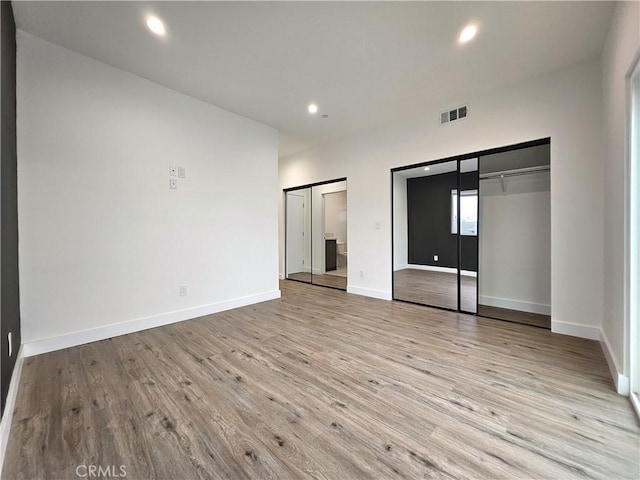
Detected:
[
  {"left": 424, "top": 166, "right": 430, "bottom": 171},
  {"left": 146, "top": 16, "right": 166, "bottom": 36},
  {"left": 308, "top": 104, "right": 318, "bottom": 114},
  {"left": 458, "top": 24, "right": 477, "bottom": 44}
]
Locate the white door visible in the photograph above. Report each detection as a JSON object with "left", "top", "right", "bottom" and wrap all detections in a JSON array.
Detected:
[{"left": 286, "top": 193, "right": 305, "bottom": 274}]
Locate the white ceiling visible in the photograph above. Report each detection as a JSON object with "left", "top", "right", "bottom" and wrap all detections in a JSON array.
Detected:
[{"left": 13, "top": 1, "right": 614, "bottom": 158}]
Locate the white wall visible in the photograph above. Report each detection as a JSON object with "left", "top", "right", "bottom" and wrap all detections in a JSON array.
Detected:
[
  {"left": 280, "top": 55, "right": 605, "bottom": 329},
  {"left": 17, "top": 32, "right": 279, "bottom": 350},
  {"left": 479, "top": 174, "right": 551, "bottom": 314},
  {"left": 392, "top": 174, "right": 408, "bottom": 270},
  {"left": 601, "top": 1, "right": 640, "bottom": 385}
]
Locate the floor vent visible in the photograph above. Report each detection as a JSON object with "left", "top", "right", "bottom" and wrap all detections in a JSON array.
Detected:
[{"left": 440, "top": 104, "right": 468, "bottom": 125}]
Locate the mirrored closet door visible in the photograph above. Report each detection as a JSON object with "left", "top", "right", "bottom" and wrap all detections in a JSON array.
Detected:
[
  {"left": 285, "top": 179, "right": 347, "bottom": 291},
  {"left": 393, "top": 160, "right": 461, "bottom": 309},
  {"left": 392, "top": 139, "right": 551, "bottom": 328}
]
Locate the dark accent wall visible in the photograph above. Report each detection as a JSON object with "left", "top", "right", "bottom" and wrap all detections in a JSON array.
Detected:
[
  {"left": 1, "top": 1, "right": 21, "bottom": 416},
  {"left": 407, "top": 171, "right": 478, "bottom": 271},
  {"left": 408, "top": 172, "right": 458, "bottom": 267}
]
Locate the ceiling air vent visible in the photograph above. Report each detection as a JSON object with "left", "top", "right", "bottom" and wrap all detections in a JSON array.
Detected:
[{"left": 440, "top": 104, "right": 469, "bottom": 126}]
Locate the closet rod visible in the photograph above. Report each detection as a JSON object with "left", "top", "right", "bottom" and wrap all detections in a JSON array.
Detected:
[{"left": 479, "top": 164, "right": 550, "bottom": 180}]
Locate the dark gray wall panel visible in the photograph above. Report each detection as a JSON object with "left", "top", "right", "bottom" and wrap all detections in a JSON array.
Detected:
[
  {"left": 407, "top": 171, "right": 478, "bottom": 271},
  {"left": 407, "top": 172, "right": 458, "bottom": 267},
  {"left": 1, "top": 1, "right": 21, "bottom": 415}
]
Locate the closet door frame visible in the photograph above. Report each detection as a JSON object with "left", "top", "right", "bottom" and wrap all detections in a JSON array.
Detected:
[
  {"left": 391, "top": 137, "right": 550, "bottom": 313},
  {"left": 284, "top": 177, "right": 347, "bottom": 291}
]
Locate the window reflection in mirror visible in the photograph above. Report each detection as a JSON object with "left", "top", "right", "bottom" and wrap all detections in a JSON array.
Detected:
[{"left": 451, "top": 189, "right": 478, "bottom": 235}]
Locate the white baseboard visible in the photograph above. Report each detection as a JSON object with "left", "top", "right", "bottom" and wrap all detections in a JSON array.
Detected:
[
  {"left": 479, "top": 295, "right": 551, "bottom": 315},
  {"left": 347, "top": 285, "right": 392, "bottom": 301},
  {"left": 23, "top": 290, "right": 281, "bottom": 357},
  {"left": 288, "top": 267, "right": 312, "bottom": 274},
  {"left": 551, "top": 320, "right": 600, "bottom": 340},
  {"left": 393, "top": 263, "right": 408, "bottom": 272},
  {"left": 0, "top": 345, "right": 25, "bottom": 475},
  {"left": 279, "top": 272, "right": 285, "bottom": 280},
  {"left": 402, "top": 265, "right": 477, "bottom": 277},
  {"left": 407, "top": 264, "right": 457, "bottom": 274},
  {"left": 600, "top": 329, "right": 630, "bottom": 395}
]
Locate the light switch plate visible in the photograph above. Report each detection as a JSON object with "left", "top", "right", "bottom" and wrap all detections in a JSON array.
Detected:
[
  {"left": 169, "top": 178, "right": 177, "bottom": 189},
  {"left": 169, "top": 166, "right": 177, "bottom": 176},
  {"left": 178, "top": 166, "right": 186, "bottom": 178}
]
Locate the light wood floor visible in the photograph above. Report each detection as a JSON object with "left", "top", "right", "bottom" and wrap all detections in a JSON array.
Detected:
[
  {"left": 478, "top": 304, "right": 551, "bottom": 329},
  {"left": 3, "top": 281, "right": 639, "bottom": 479},
  {"left": 394, "top": 268, "right": 477, "bottom": 312},
  {"left": 393, "top": 269, "right": 550, "bottom": 329}
]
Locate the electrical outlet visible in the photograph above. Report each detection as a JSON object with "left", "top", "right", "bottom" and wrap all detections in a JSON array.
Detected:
[
  {"left": 433, "top": 255, "right": 439, "bottom": 261},
  {"left": 180, "top": 285, "right": 188, "bottom": 297},
  {"left": 178, "top": 166, "right": 186, "bottom": 178},
  {"left": 359, "top": 270, "right": 364, "bottom": 278},
  {"left": 169, "top": 178, "right": 177, "bottom": 190},
  {"left": 8, "top": 332, "right": 12, "bottom": 357},
  {"left": 169, "top": 166, "right": 177, "bottom": 176}
]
